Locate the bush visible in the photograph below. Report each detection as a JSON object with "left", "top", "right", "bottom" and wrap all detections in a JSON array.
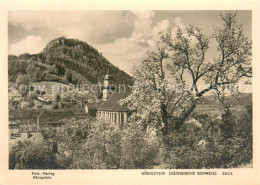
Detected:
[
  {"left": 20, "top": 101, "right": 34, "bottom": 109},
  {"left": 9, "top": 101, "right": 252, "bottom": 169},
  {"left": 120, "top": 124, "right": 158, "bottom": 169},
  {"left": 162, "top": 103, "right": 252, "bottom": 169},
  {"left": 39, "top": 118, "right": 158, "bottom": 169},
  {"left": 9, "top": 141, "right": 61, "bottom": 169}
]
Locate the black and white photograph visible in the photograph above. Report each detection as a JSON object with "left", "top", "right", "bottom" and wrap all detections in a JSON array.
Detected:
[
  {"left": 6, "top": 9, "right": 254, "bottom": 170},
  {"left": 1, "top": 0, "right": 260, "bottom": 183}
]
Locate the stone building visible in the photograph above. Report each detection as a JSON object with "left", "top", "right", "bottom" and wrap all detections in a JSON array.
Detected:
[
  {"left": 9, "top": 110, "right": 41, "bottom": 133},
  {"left": 9, "top": 108, "right": 88, "bottom": 134},
  {"left": 37, "top": 109, "right": 75, "bottom": 132},
  {"left": 9, "top": 124, "right": 20, "bottom": 135},
  {"left": 96, "top": 71, "right": 134, "bottom": 125}
]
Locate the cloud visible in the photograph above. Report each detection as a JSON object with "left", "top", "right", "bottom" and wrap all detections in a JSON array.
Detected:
[
  {"left": 131, "top": 11, "right": 155, "bottom": 41},
  {"left": 152, "top": 17, "right": 186, "bottom": 40},
  {"left": 96, "top": 12, "right": 194, "bottom": 75},
  {"left": 97, "top": 38, "right": 148, "bottom": 72},
  {"left": 95, "top": 11, "right": 156, "bottom": 73},
  {"left": 152, "top": 19, "right": 170, "bottom": 42},
  {"left": 151, "top": 17, "right": 200, "bottom": 52},
  {"left": 10, "top": 36, "right": 44, "bottom": 55},
  {"left": 8, "top": 11, "right": 165, "bottom": 74},
  {"left": 9, "top": 11, "right": 135, "bottom": 45}
]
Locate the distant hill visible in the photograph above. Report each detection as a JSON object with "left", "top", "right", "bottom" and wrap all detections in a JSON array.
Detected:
[
  {"left": 8, "top": 37, "right": 134, "bottom": 90},
  {"left": 199, "top": 93, "right": 252, "bottom": 107},
  {"left": 195, "top": 93, "right": 252, "bottom": 117}
]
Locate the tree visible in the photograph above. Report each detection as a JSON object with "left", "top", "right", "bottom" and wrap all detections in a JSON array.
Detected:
[
  {"left": 26, "top": 62, "right": 43, "bottom": 82},
  {"left": 48, "top": 118, "right": 91, "bottom": 168},
  {"left": 73, "top": 119, "right": 122, "bottom": 169},
  {"left": 16, "top": 74, "right": 31, "bottom": 86},
  {"left": 55, "top": 63, "right": 66, "bottom": 76},
  {"left": 20, "top": 101, "right": 34, "bottom": 109},
  {"left": 43, "top": 117, "right": 122, "bottom": 169},
  {"left": 16, "top": 74, "right": 32, "bottom": 97},
  {"left": 120, "top": 123, "right": 158, "bottom": 169},
  {"left": 8, "top": 60, "right": 27, "bottom": 82},
  {"left": 9, "top": 140, "right": 61, "bottom": 169},
  {"left": 121, "top": 12, "right": 252, "bottom": 135},
  {"left": 66, "top": 72, "right": 73, "bottom": 83},
  {"left": 39, "top": 117, "right": 158, "bottom": 169}
]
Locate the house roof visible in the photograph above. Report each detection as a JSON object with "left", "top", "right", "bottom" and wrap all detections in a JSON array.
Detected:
[
  {"left": 9, "top": 124, "right": 19, "bottom": 129},
  {"left": 9, "top": 120, "right": 20, "bottom": 125},
  {"left": 97, "top": 92, "right": 131, "bottom": 112},
  {"left": 9, "top": 110, "right": 42, "bottom": 118},
  {"left": 85, "top": 103, "right": 100, "bottom": 111},
  {"left": 73, "top": 110, "right": 87, "bottom": 115},
  {"left": 38, "top": 109, "right": 75, "bottom": 123},
  {"left": 9, "top": 108, "right": 87, "bottom": 121}
]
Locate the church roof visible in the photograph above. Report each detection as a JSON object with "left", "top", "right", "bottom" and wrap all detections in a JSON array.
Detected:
[{"left": 97, "top": 92, "right": 132, "bottom": 112}]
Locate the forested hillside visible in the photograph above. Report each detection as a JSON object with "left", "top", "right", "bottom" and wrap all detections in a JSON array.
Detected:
[{"left": 8, "top": 37, "right": 134, "bottom": 88}]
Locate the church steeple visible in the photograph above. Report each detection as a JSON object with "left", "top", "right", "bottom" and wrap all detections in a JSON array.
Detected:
[
  {"left": 104, "top": 68, "right": 111, "bottom": 81},
  {"left": 103, "top": 68, "right": 112, "bottom": 100}
]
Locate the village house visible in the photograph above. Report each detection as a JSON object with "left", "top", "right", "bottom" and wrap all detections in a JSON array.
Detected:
[
  {"left": 9, "top": 124, "right": 19, "bottom": 135},
  {"left": 37, "top": 109, "right": 75, "bottom": 132},
  {"left": 85, "top": 104, "right": 99, "bottom": 117},
  {"left": 72, "top": 108, "right": 89, "bottom": 119},
  {"left": 8, "top": 71, "right": 132, "bottom": 135},
  {"left": 9, "top": 110, "right": 41, "bottom": 133},
  {"left": 8, "top": 108, "right": 88, "bottom": 134}
]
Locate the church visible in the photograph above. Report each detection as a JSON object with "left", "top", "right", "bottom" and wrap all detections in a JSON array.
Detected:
[{"left": 96, "top": 71, "right": 134, "bottom": 125}]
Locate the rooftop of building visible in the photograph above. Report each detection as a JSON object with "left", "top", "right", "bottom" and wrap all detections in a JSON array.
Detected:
[
  {"left": 9, "top": 110, "right": 43, "bottom": 118},
  {"left": 85, "top": 103, "right": 101, "bottom": 111},
  {"left": 38, "top": 110, "right": 75, "bottom": 123},
  {"left": 9, "top": 108, "right": 87, "bottom": 121},
  {"left": 97, "top": 92, "right": 132, "bottom": 112}
]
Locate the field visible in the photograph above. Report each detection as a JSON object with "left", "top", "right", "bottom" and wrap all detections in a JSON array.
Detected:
[
  {"left": 195, "top": 104, "right": 224, "bottom": 118},
  {"left": 32, "top": 81, "right": 70, "bottom": 101}
]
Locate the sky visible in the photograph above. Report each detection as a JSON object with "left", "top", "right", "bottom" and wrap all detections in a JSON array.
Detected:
[{"left": 8, "top": 10, "right": 252, "bottom": 75}]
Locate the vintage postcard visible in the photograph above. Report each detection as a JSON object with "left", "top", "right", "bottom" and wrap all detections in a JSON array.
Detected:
[{"left": 0, "top": 0, "right": 260, "bottom": 184}]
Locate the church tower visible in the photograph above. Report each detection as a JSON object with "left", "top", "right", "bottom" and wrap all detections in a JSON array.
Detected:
[{"left": 102, "top": 69, "right": 112, "bottom": 101}]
